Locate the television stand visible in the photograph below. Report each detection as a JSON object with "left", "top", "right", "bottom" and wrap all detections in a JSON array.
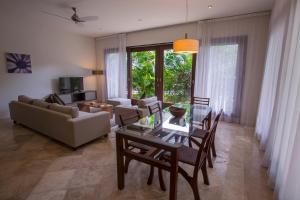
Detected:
[{"left": 58, "top": 90, "right": 97, "bottom": 105}]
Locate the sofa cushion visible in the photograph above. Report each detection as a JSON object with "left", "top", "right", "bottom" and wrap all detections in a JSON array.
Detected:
[
  {"left": 49, "top": 103, "right": 79, "bottom": 118},
  {"left": 18, "top": 95, "right": 33, "bottom": 104},
  {"left": 32, "top": 99, "right": 51, "bottom": 109},
  {"left": 138, "top": 96, "right": 158, "bottom": 108},
  {"left": 78, "top": 111, "right": 94, "bottom": 117}
]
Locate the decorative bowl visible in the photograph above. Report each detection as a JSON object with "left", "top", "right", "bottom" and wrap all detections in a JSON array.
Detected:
[{"left": 169, "top": 106, "right": 186, "bottom": 118}]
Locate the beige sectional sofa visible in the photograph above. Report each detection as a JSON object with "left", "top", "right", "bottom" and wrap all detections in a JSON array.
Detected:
[{"left": 9, "top": 96, "right": 111, "bottom": 148}]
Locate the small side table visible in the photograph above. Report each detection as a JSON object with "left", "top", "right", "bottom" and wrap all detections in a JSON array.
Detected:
[{"left": 78, "top": 101, "right": 113, "bottom": 119}]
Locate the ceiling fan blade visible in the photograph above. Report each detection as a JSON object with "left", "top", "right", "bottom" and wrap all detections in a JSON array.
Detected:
[
  {"left": 80, "top": 16, "right": 98, "bottom": 21},
  {"left": 41, "top": 11, "right": 71, "bottom": 21}
]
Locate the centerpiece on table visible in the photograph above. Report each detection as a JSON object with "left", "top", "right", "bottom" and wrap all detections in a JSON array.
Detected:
[{"left": 169, "top": 104, "right": 186, "bottom": 118}]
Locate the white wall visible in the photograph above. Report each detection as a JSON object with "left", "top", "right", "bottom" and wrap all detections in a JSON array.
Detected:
[
  {"left": 95, "top": 14, "right": 270, "bottom": 126},
  {"left": 0, "top": 2, "right": 97, "bottom": 118}
]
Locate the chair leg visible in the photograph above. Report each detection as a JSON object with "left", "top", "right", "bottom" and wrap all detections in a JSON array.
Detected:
[
  {"left": 188, "top": 137, "right": 192, "bottom": 147},
  {"left": 212, "top": 139, "right": 217, "bottom": 157},
  {"left": 147, "top": 166, "right": 154, "bottom": 185},
  {"left": 207, "top": 150, "right": 213, "bottom": 168},
  {"left": 190, "top": 178, "right": 201, "bottom": 200},
  {"left": 201, "top": 163, "right": 210, "bottom": 185},
  {"left": 158, "top": 168, "right": 166, "bottom": 191},
  {"left": 124, "top": 157, "right": 131, "bottom": 173}
]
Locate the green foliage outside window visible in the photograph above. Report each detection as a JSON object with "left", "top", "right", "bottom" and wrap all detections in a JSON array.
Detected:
[
  {"left": 131, "top": 50, "right": 192, "bottom": 103},
  {"left": 132, "top": 51, "right": 156, "bottom": 99}
]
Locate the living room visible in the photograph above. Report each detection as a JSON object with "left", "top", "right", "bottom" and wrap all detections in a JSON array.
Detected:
[{"left": 0, "top": 0, "right": 300, "bottom": 200}]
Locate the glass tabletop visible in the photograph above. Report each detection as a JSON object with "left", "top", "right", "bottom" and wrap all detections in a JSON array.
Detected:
[
  {"left": 135, "top": 103, "right": 211, "bottom": 131},
  {"left": 117, "top": 103, "right": 212, "bottom": 146}
]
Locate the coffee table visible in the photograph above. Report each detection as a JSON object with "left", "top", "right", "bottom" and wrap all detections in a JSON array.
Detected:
[{"left": 78, "top": 101, "right": 113, "bottom": 119}]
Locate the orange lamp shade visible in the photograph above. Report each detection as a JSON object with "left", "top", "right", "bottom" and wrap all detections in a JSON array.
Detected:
[{"left": 173, "top": 39, "right": 199, "bottom": 54}]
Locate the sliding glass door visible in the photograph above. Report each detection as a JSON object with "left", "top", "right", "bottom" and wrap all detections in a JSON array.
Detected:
[{"left": 127, "top": 44, "right": 196, "bottom": 106}]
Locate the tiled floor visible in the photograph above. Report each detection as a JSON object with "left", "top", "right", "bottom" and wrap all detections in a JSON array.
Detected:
[{"left": 0, "top": 118, "right": 273, "bottom": 200}]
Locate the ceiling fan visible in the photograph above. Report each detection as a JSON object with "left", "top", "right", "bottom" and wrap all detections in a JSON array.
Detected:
[{"left": 42, "top": 7, "right": 98, "bottom": 24}]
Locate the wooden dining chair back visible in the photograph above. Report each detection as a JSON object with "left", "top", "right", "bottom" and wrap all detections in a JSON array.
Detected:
[
  {"left": 148, "top": 102, "right": 163, "bottom": 129},
  {"left": 191, "top": 97, "right": 210, "bottom": 130},
  {"left": 192, "top": 127, "right": 214, "bottom": 175},
  {"left": 119, "top": 109, "right": 149, "bottom": 173},
  {"left": 209, "top": 109, "right": 223, "bottom": 158},
  {"left": 190, "top": 109, "right": 223, "bottom": 168},
  {"left": 119, "top": 109, "right": 141, "bottom": 127},
  {"left": 192, "top": 97, "right": 210, "bottom": 106},
  {"left": 148, "top": 102, "right": 162, "bottom": 115}
]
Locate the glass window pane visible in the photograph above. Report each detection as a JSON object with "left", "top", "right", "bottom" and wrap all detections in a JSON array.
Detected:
[
  {"left": 163, "top": 49, "right": 193, "bottom": 104},
  {"left": 131, "top": 51, "right": 156, "bottom": 99}
]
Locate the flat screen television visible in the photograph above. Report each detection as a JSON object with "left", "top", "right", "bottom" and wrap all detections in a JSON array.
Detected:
[{"left": 59, "top": 77, "right": 83, "bottom": 94}]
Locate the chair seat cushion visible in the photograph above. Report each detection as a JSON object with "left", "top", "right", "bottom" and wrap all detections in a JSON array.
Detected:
[
  {"left": 191, "top": 128, "right": 208, "bottom": 139},
  {"left": 163, "top": 145, "right": 206, "bottom": 166}
]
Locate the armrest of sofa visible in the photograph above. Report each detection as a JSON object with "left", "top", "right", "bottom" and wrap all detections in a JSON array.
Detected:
[{"left": 67, "top": 111, "right": 111, "bottom": 147}]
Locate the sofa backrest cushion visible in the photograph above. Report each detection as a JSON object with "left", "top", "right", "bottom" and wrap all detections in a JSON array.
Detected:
[
  {"left": 138, "top": 96, "right": 158, "bottom": 108},
  {"left": 49, "top": 103, "right": 79, "bottom": 118},
  {"left": 18, "top": 95, "right": 33, "bottom": 104},
  {"left": 32, "top": 99, "right": 51, "bottom": 109}
]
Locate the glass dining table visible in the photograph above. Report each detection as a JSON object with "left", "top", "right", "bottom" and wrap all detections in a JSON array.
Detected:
[{"left": 116, "top": 103, "right": 212, "bottom": 200}]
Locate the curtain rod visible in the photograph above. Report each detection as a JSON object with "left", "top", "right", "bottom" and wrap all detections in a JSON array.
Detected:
[
  {"left": 201, "top": 10, "right": 270, "bottom": 23},
  {"left": 97, "top": 10, "right": 270, "bottom": 40}
]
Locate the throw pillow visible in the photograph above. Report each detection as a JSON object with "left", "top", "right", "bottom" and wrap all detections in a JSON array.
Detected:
[
  {"left": 18, "top": 95, "right": 33, "bottom": 104},
  {"left": 32, "top": 99, "right": 51, "bottom": 109},
  {"left": 49, "top": 104, "right": 79, "bottom": 118}
]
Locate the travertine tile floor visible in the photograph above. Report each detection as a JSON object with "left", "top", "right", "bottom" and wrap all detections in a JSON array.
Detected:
[{"left": 0, "top": 118, "right": 273, "bottom": 200}]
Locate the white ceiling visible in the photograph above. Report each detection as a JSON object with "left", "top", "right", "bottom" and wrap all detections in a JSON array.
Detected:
[{"left": 5, "top": 0, "right": 274, "bottom": 37}]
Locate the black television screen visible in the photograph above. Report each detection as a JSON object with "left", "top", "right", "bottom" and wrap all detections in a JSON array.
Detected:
[{"left": 59, "top": 77, "right": 83, "bottom": 93}]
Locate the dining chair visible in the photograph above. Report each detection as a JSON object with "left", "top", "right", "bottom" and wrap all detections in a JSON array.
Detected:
[
  {"left": 116, "top": 128, "right": 181, "bottom": 200},
  {"left": 146, "top": 102, "right": 164, "bottom": 184},
  {"left": 119, "top": 109, "right": 151, "bottom": 173},
  {"left": 192, "top": 97, "right": 210, "bottom": 130},
  {"left": 189, "top": 109, "right": 223, "bottom": 168},
  {"left": 192, "top": 97, "right": 210, "bottom": 106},
  {"left": 119, "top": 109, "right": 141, "bottom": 127},
  {"left": 148, "top": 102, "right": 163, "bottom": 129},
  {"left": 156, "top": 120, "right": 218, "bottom": 200}
]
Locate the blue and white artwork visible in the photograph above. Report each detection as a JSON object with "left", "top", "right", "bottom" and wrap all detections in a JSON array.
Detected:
[{"left": 6, "top": 53, "right": 32, "bottom": 73}]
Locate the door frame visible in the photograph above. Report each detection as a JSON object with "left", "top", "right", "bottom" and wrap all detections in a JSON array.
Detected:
[{"left": 126, "top": 43, "right": 197, "bottom": 105}]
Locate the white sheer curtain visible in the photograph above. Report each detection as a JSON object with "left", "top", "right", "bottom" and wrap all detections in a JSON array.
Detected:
[
  {"left": 104, "top": 34, "right": 127, "bottom": 99},
  {"left": 194, "top": 15, "right": 269, "bottom": 125},
  {"left": 255, "top": 0, "right": 300, "bottom": 199},
  {"left": 255, "top": 0, "right": 291, "bottom": 149}
]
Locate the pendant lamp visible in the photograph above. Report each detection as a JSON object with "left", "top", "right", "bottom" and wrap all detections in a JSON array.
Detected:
[{"left": 173, "top": 0, "right": 199, "bottom": 54}]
